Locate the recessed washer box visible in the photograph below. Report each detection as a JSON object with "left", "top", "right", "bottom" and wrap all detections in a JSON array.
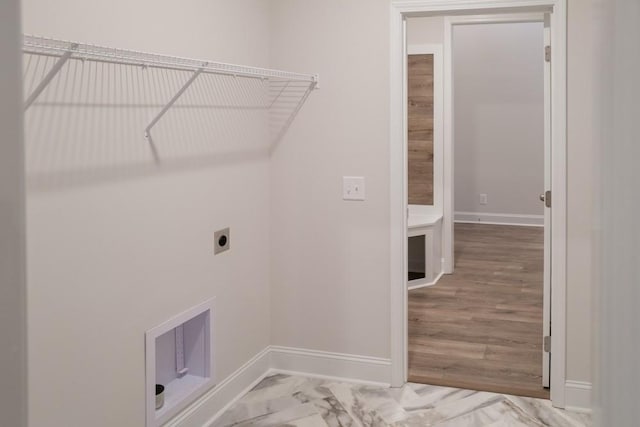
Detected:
[{"left": 145, "top": 299, "right": 215, "bottom": 427}]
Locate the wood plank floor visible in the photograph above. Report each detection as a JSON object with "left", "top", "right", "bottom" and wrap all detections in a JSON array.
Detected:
[{"left": 408, "top": 223, "right": 549, "bottom": 399}]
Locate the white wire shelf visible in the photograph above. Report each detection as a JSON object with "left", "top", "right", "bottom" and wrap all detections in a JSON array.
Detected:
[
  {"left": 23, "top": 35, "right": 318, "bottom": 84},
  {"left": 22, "top": 34, "right": 318, "bottom": 142}
]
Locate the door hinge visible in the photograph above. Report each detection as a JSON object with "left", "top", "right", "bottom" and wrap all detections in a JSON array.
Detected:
[
  {"left": 544, "top": 335, "right": 551, "bottom": 353},
  {"left": 545, "top": 45, "right": 551, "bottom": 62},
  {"left": 545, "top": 190, "right": 551, "bottom": 208}
]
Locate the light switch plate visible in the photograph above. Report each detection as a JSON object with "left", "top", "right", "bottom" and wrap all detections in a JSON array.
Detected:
[{"left": 343, "top": 176, "right": 366, "bottom": 201}]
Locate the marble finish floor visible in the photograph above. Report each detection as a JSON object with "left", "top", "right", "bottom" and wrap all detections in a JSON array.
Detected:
[{"left": 212, "top": 374, "right": 590, "bottom": 427}]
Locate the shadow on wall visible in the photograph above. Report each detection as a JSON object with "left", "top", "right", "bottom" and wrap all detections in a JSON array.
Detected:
[{"left": 22, "top": 50, "right": 313, "bottom": 192}]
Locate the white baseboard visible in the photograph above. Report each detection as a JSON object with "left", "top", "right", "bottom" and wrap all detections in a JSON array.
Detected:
[
  {"left": 166, "top": 347, "right": 271, "bottom": 427},
  {"left": 408, "top": 271, "right": 444, "bottom": 291},
  {"left": 564, "top": 380, "right": 592, "bottom": 413},
  {"left": 268, "top": 368, "right": 390, "bottom": 388},
  {"left": 455, "top": 211, "right": 544, "bottom": 227},
  {"left": 166, "top": 345, "right": 391, "bottom": 426},
  {"left": 270, "top": 346, "right": 391, "bottom": 386}
]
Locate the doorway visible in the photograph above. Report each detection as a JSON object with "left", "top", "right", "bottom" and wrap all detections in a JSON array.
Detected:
[
  {"left": 389, "top": 0, "right": 568, "bottom": 409},
  {"left": 407, "top": 19, "right": 549, "bottom": 399}
]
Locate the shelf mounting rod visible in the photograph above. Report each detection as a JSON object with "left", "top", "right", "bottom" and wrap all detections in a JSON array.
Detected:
[
  {"left": 145, "top": 64, "right": 206, "bottom": 139},
  {"left": 24, "top": 43, "right": 78, "bottom": 111}
]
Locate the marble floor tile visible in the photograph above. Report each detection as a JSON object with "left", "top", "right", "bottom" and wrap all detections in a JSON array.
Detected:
[
  {"left": 402, "top": 384, "right": 486, "bottom": 413},
  {"left": 280, "top": 414, "right": 329, "bottom": 427},
  {"left": 396, "top": 392, "right": 505, "bottom": 426},
  {"left": 212, "top": 396, "right": 303, "bottom": 427},
  {"left": 354, "top": 385, "right": 409, "bottom": 423},
  {"left": 326, "top": 382, "right": 387, "bottom": 427},
  {"left": 503, "top": 396, "right": 591, "bottom": 427},
  {"left": 310, "top": 396, "right": 355, "bottom": 427},
  {"left": 212, "top": 374, "right": 591, "bottom": 427},
  {"left": 228, "top": 402, "right": 320, "bottom": 427},
  {"left": 433, "top": 399, "right": 546, "bottom": 427}
]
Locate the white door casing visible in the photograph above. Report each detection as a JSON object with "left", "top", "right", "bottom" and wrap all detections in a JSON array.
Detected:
[{"left": 390, "top": 0, "right": 567, "bottom": 408}]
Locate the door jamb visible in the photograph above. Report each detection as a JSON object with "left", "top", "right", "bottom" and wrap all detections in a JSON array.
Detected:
[{"left": 389, "top": 0, "right": 567, "bottom": 408}]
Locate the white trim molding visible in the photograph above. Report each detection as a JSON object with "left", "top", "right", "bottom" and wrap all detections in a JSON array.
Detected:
[
  {"left": 408, "top": 271, "right": 444, "bottom": 291},
  {"left": 454, "top": 211, "right": 544, "bottom": 227},
  {"left": 390, "top": 0, "right": 568, "bottom": 408},
  {"left": 389, "top": 4, "right": 408, "bottom": 390},
  {"left": 564, "top": 381, "right": 592, "bottom": 414},
  {"left": 270, "top": 346, "right": 392, "bottom": 386},
  {"left": 391, "top": 0, "right": 554, "bottom": 14}
]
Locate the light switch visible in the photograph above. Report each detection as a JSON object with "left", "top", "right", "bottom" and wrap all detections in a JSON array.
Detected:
[{"left": 343, "top": 176, "right": 365, "bottom": 201}]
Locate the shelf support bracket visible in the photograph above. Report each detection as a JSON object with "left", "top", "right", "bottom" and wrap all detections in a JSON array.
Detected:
[
  {"left": 269, "top": 81, "right": 291, "bottom": 108},
  {"left": 270, "top": 83, "right": 315, "bottom": 149},
  {"left": 24, "top": 43, "right": 78, "bottom": 111},
  {"left": 145, "top": 65, "right": 206, "bottom": 139}
]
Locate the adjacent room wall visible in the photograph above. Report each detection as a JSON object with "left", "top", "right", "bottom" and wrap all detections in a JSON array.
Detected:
[
  {"left": 0, "top": 0, "right": 27, "bottom": 425},
  {"left": 453, "top": 22, "right": 545, "bottom": 220},
  {"left": 21, "top": 1, "right": 273, "bottom": 425}
]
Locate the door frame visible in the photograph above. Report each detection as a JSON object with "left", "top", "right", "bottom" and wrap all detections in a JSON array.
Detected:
[{"left": 389, "top": 0, "right": 568, "bottom": 408}]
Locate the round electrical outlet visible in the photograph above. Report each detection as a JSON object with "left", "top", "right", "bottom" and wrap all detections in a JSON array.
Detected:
[{"left": 214, "top": 228, "right": 230, "bottom": 254}]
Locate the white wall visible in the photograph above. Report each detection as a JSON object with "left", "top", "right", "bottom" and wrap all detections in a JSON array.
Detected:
[
  {"left": 0, "top": 0, "right": 27, "bottom": 425},
  {"left": 20, "top": 2, "right": 596, "bottom": 423},
  {"left": 269, "top": 0, "right": 391, "bottom": 357},
  {"left": 453, "top": 22, "right": 544, "bottom": 217},
  {"left": 593, "top": 0, "right": 640, "bottom": 424},
  {"left": 22, "top": 1, "right": 273, "bottom": 426}
]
